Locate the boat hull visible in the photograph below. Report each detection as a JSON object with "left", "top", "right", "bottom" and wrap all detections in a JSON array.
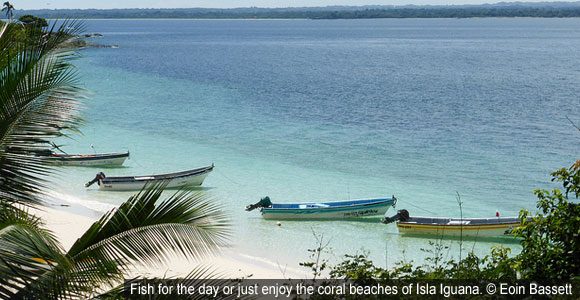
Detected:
[
  {"left": 397, "top": 221, "right": 520, "bottom": 237},
  {"left": 97, "top": 166, "right": 212, "bottom": 191},
  {"left": 49, "top": 152, "right": 129, "bottom": 167},
  {"left": 261, "top": 198, "right": 395, "bottom": 220}
]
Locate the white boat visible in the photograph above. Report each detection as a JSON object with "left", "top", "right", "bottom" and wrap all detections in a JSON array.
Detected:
[
  {"left": 246, "top": 196, "right": 397, "bottom": 220},
  {"left": 85, "top": 165, "right": 214, "bottom": 191},
  {"left": 46, "top": 152, "right": 129, "bottom": 166},
  {"left": 382, "top": 209, "right": 522, "bottom": 237}
]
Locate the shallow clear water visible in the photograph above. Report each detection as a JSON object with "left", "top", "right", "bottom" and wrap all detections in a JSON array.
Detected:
[{"left": 51, "top": 18, "right": 580, "bottom": 270}]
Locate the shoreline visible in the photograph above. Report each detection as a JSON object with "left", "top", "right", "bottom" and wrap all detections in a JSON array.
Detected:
[{"left": 33, "top": 195, "right": 310, "bottom": 279}]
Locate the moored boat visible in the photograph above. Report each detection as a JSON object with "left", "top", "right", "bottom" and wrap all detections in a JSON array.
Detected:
[
  {"left": 46, "top": 151, "right": 130, "bottom": 167},
  {"left": 382, "top": 209, "right": 522, "bottom": 237},
  {"left": 85, "top": 164, "right": 214, "bottom": 191},
  {"left": 246, "top": 196, "right": 397, "bottom": 220}
]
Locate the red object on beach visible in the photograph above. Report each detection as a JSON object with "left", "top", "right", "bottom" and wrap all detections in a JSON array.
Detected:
[{"left": 496, "top": 211, "right": 500, "bottom": 218}]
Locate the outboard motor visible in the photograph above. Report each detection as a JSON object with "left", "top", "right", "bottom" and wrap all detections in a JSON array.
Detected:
[
  {"left": 381, "top": 209, "right": 410, "bottom": 224},
  {"left": 246, "top": 196, "right": 273, "bottom": 211},
  {"left": 85, "top": 172, "right": 106, "bottom": 187}
]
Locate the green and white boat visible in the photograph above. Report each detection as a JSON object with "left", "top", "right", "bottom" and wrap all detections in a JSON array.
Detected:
[{"left": 246, "top": 196, "right": 397, "bottom": 220}]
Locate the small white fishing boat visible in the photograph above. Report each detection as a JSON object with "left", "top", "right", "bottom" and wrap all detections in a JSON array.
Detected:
[
  {"left": 85, "top": 165, "right": 214, "bottom": 191},
  {"left": 382, "top": 209, "right": 521, "bottom": 237},
  {"left": 246, "top": 196, "right": 397, "bottom": 220},
  {"left": 46, "top": 152, "right": 129, "bottom": 167}
]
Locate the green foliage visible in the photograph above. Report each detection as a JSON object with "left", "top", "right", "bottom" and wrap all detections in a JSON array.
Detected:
[
  {"left": 0, "top": 19, "right": 85, "bottom": 299},
  {"left": 299, "top": 230, "right": 331, "bottom": 279},
  {"left": 1, "top": 187, "right": 230, "bottom": 299},
  {"left": 326, "top": 246, "right": 518, "bottom": 282},
  {"left": 0, "top": 19, "right": 85, "bottom": 206},
  {"left": 420, "top": 240, "right": 450, "bottom": 276},
  {"left": 18, "top": 15, "right": 48, "bottom": 27},
  {"left": 514, "top": 160, "right": 580, "bottom": 279},
  {"left": 318, "top": 243, "right": 491, "bottom": 281},
  {"left": 329, "top": 252, "right": 408, "bottom": 281}
]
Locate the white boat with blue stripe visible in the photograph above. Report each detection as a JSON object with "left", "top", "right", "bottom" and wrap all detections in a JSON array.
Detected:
[{"left": 246, "top": 196, "right": 397, "bottom": 220}]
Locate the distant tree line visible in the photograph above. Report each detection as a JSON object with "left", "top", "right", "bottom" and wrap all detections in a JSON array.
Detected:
[
  {"left": 315, "top": 7, "right": 580, "bottom": 18},
  {"left": 17, "top": 5, "right": 580, "bottom": 19}
]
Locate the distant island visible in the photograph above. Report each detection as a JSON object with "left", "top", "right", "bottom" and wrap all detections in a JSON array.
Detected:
[{"left": 17, "top": 2, "right": 580, "bottom": 19}]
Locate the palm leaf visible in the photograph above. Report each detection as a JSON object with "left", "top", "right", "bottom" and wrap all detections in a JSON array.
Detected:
[
  {"left": 68, "top": 184, "right": 230, "bottom": 260},
  {"left": 0, "top": 20, "right": 86, "bottom": 206},
  {"left": 18, "top": 185, "right": 230, "bottom": 299},
  {"left": 0, "top": 203, "right": 71, "bottom": 300}
]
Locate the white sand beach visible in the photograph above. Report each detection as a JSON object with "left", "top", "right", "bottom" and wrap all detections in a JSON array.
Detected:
[{"left": 32, "top": 201, "right": 310, "bottom": 280}]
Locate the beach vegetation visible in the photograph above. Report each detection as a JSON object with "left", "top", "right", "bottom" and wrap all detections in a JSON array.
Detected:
[
  {"left": 299, "top": 229, "right": 331, "bottom": 280},
  {"left": 514, "top": 159, "right": 580, "bottom": 279}
]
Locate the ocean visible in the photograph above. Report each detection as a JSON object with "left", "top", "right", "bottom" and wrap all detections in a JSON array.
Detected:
[{"left": 50, "top": 18, "right": 580, "bottom": 270}]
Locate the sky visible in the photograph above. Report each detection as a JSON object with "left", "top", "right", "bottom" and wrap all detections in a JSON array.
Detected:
[{"left": 12, "top": 0, "right": 571, "bottom": 10}]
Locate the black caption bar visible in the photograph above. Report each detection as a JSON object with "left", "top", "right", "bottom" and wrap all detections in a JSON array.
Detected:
[{"left": 123, "top": 279, "right": 579, "bottom": 299}]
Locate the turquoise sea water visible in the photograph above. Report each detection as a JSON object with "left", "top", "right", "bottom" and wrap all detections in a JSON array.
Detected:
[{"left": 51, "top": 18, "right": 580, "bottom": 270}]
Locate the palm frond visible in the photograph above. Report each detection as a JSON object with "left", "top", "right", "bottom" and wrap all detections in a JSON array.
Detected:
[
  {"left": 0, "top": 20, "right": 86, "bottom": 206},
  {"left": 0, "top": 203, "right": 70, "bottom": 300},
  {"left": 69, "top": 184, "right": 230, "bottom": 264},
  {"left": 20, "top": 185, "right": 230, "bottom": 299}
]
